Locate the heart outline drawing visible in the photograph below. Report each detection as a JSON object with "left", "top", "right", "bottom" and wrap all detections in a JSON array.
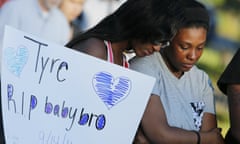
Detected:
[
  {"left": 92, "top": 71, "right": 131, "bottom": 109},
  {"left": 4, "top": 45, "right": 29, "bottom": 77}
]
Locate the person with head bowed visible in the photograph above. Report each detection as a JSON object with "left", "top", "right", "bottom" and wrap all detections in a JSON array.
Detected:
[
  {"left": 0, "top": 0, "right": 70, "bottom": 46},
  {"left": 130, "top": 0, "right": 225, "bottom": 143},
  {"left": 65, "top": 0, "right": 185, "bottom": 68}
]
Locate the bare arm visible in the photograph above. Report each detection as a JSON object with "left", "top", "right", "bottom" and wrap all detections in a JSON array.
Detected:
[
  {"left": 140, "top": 95, "right": 224, "bottom": 144},
  {"left": 227, "top": 84, "right": 240, "bottom": 142}
]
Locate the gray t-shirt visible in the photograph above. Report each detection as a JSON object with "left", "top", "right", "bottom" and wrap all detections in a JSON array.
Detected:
[{"left": 130, "top": 52, "right": 215, "bottom": 131}]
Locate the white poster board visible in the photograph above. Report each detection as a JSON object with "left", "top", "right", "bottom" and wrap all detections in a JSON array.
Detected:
[{"left": 1, "top": 26, "right": 155, "bottom": 144}]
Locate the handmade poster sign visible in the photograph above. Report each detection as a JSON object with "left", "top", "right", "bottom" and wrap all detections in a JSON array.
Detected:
[{"left": 0, "top": 26, "right": 155, "bottom": 144}]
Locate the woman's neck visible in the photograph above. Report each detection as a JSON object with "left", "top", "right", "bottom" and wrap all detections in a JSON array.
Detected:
[
  {"left": 160, "top": 50, "right": 183, "bottom": 78},
  {"left": 111, "top": 41, "right": 128, "bottom": 66}
]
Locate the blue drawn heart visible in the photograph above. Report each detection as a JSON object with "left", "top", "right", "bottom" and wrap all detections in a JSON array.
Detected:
[
  {"left": 93, "top": 71, "right": 131, "bottom": 109},
  {"left": 4, "top": 45, "right": 29, "bottom": 77}
]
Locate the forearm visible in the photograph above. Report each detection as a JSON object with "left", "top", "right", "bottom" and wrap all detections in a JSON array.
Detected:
[
  {"left": 228, "top": 100, "right": 240, "bottom": 142},
  {"left": 152, "top": 126, "right": 199, "bottom": 144},
  {"left": 142, "top": 114, "right": 222, "bottom": 144},
  {"left": 144, "top": 125, "right": 216, "bottom": 144},
  {"left": 148, "top": 114, "right": 222, "bottom": 143},
  {"left": 141, "top": 95, "right": 223, "bottom": 144},
  {"left": 227, "top": 85, "right": 240, "bottom": 141}
]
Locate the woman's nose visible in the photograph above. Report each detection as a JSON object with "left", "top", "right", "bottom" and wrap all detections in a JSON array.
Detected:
[{"left": 188, "top": 50, "right": 197, "bottom": 60}]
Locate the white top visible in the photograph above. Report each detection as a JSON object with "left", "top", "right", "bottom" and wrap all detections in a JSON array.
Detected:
[
  {"left": 130, "top": 52, "right": 216, "bottom": 131},
  {"left": 0, "top": 0, "right": 70, "bottom": 45}
]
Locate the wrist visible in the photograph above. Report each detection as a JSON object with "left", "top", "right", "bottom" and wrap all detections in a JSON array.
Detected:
[{"left": 193, "top": 131, "right": 201, "bottom": 144}]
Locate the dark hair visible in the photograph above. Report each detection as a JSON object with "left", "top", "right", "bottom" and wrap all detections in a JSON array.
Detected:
[
  {"left": 177, "top": 0, "right": 210, "bottom": 32},
  {"left": 66, "top": 0, "right": 184, "bottom": 48}
]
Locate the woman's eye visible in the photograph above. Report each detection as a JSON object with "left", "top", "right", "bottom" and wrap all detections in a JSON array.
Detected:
[{"left": 180, "top": 45, "right": 188, "bottom": 50}]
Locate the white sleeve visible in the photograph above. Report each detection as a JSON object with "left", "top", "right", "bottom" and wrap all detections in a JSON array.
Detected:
[
  {"left": 202, "top": 71, "right": 216, "bottom": 114},
  {"left": 129, "top": 54, "right": 161, "bottom": 96}
]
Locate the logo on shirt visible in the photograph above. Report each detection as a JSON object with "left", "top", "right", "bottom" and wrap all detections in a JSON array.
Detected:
[{"left": 190, "top": 101, "right": 205, "bottom": 130}]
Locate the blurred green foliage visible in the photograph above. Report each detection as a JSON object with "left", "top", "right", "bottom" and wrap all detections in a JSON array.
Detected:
[
  {"left": 201, "top": 0, "right": 240, "bottom": 40},
  {"left": 218, "top": 11, "right": 240, "bottom": 41},
  {"left": 197, "top": 48, "right": 230, "bottom": 136},
  {"left": 222, "top": 0, "right": 240, "bottom": 11},
  {"left": 201, "top": 0, "right": 240, "bottom": 10},
  {"left": 201, "top": 0, "right": 225, "bottom": 7}
]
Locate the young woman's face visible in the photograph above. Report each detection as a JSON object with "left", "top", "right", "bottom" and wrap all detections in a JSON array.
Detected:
[
  {"left": 132, "top": 40, "right": 161, "bottom": 57},
  {"left": 166, "top": 27, "right": 207, "bottom": 72}
]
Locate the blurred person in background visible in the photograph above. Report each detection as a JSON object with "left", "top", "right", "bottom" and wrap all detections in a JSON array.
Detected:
[
  {"left": 217, "top": 48, "right": 240, "bottom": 144},
  {"left": 0, "top": 0, "right": 8, "bottom": 8},
  {"left": 0, "top": 0, "right": 70, "bottom": 46},
  {"left": 59, "top": 0, "right": 88, "bottom": 40},
  {"left": 0, "top": 0, "right": 70, "bottom": 74},
  {"left": 72, "top": 11, "right": 89, "bottom": 34}
]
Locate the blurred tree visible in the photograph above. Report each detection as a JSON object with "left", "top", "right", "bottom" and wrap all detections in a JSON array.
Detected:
[
  {"left": 200, "top": 0, "right": 225, "bottom": 7},
  {"left": 223, "top": 0, "right": 240, "bottom": 11}
]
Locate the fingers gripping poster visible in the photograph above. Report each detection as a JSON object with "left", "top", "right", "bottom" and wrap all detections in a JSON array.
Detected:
[{"left": 0, "top": 26, "right": 155, "bottom": 144}]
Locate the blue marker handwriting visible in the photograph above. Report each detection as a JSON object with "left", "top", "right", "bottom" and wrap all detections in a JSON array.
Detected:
[
  {"left": 24, "top": 36, "right": 69, "bottom": 84},
  {"left": 39, "top": 130, "right": 72, "bottom": 144},
  {"left": 4, "top": 45, "right": 29, "bottom": 77},
  {"left": 6, "top": 83, "right": 106, "bottom": 131},
  {"left": 93, "top": 71, "right": 131, "bottom": 109}
]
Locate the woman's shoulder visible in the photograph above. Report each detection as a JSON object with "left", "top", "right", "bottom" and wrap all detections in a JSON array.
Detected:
[
  {"left": 130, "top": 52, "right": 160, "bottom": 64},
  {"left": 83, "top": 38, "right": 106, "bottom": 48},
  {"left": 130, "top": 52, "right": 162, "bottom": 72},
  {"left": 70, "top": 38, "right": 107, "bottom": 60}
]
